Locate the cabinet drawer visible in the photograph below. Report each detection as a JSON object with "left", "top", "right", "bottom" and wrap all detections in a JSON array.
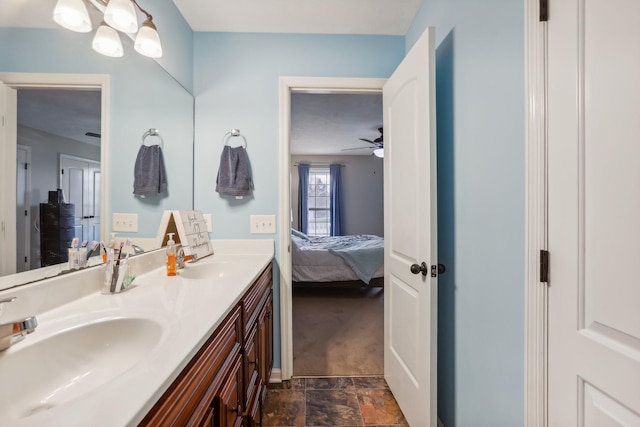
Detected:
[
  {"left": 139, "top": 306, "right": 241, "bottom": 426},
  {"left": 242, "top": 264, "right": 272, "bottom": 335}
]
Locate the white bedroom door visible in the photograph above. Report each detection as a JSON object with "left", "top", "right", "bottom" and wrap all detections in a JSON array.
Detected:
[
  {"left": 383, "top": 27, "right": 437, "bottom": 426},
  {"left": 547, "top": 0, "right": 640, "bottom": 424},
  {"left": 0, "top": 81, "right": 17, "bottom": 276}
]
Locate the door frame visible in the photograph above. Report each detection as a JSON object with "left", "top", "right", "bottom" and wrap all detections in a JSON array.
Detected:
[
  {"left": 0, "top": 72, "right": 110, "bottom": 267},
  {"left": 278, "top": 76, "right": 387, "bottom": 381},
  {"left": 524, "top": 0, "right": 548, "bottom": 425}
]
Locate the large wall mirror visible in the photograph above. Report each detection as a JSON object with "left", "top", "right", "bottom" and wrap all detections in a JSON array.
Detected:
[{"left": 0, "top": 10, "right": 194, "bottom": 290}]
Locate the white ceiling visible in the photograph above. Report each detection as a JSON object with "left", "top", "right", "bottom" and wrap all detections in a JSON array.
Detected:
[
  {"left": 172, "top": 0, "right": 423, "bottom": 35},
  {"left": 2, "top": 0, "right": 411, "bottom": 154},
  {"left": 18, "top": 89, "right": 102, "bottom": 146},
  {"left": 291, "top": 93, "right": 382, "bottom": 156}
]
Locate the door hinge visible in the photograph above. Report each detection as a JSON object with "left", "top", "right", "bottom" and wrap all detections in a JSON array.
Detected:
[
  {"left": 539, "top": 0, "right": 548, "bottom": 21},
  {"left": 24, "top": 210, "right": 28, "bottom": 216},
  {"left": 25, "top": 162, "right": 29, "bottom": 170},
  {"left": 540, "top": 250, "right": 550, "bottom": 283},
  {"left": 24, "top": 256, "right": 28, "bottom": 263}
]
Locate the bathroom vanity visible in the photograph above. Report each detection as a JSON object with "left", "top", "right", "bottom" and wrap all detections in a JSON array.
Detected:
[
  {"left": 140, "top": 262, "right": 273, "bottom": 426},
  {"left": 0, "top": 240, "right": 274, "bottom": 427}
]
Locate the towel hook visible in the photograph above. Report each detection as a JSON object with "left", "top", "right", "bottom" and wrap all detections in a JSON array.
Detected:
[
  {"left": 142, "top": 128, "right": 164, "bottom": 147},
  {"left": 222, "top": 129, "right": 248, "bottom": 149}
]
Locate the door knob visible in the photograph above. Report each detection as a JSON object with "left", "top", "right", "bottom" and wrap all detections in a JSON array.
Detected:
[{"left": 410, "top": 262, "right": 428, "bottom": 276}]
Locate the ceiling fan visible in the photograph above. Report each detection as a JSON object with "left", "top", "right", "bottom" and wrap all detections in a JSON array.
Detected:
[{"left": 342, "top": 127, "right": 384, "bottom": 157}]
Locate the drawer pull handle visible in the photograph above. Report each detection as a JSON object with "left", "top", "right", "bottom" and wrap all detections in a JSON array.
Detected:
[
  {"left": 248, "top": 358, "right": 257, "bottom": 365},
  {"left": 231, "top": 403, "right": 242, "bottom": 414}
]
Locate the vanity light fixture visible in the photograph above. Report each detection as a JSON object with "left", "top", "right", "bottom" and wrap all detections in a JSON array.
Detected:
[
  {"left": 52, "top": 0, "right": 162, "bottom": 58},
  {"left": 92, "top": 22, "right": 124, "bottom": 57},
  {"left": 53, "top": 0, "right": 92, "bottom": 32}
]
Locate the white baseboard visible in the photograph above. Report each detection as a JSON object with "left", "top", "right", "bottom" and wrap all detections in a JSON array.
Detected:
[{"left": 269, "top": 368, "right": 282, "bottom": 383}]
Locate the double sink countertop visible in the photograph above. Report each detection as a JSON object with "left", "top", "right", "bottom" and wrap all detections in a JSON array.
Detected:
[{"left": 0, "top": 239, "right": 274, "bottom": 427}]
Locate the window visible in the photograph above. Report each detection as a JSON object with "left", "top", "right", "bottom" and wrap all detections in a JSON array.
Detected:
[{"left": 306, "top": 167, "right": 331, "bottom": 236}]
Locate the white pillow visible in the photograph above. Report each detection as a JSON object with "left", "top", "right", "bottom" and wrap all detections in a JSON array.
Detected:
[{"left": 291, "top": 228, "right": 310, "bottom": 240}]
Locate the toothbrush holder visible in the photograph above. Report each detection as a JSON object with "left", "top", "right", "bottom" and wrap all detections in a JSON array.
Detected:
[{"left": 101, "top": 256, "right": 135, "bottom": 294}]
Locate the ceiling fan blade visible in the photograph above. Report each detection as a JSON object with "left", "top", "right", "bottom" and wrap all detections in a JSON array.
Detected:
[
  {"left": 85, "top": 132, "right": 101, "bottom": 138},
  {"left": 359, "top": 138, "right": 374, "bottom": 144},
  {"left": 341, "top": 146, "right": 373, "bottom": 151}
]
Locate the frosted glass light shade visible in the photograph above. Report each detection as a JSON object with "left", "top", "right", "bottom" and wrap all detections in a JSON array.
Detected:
[
  {"left": 53, "top": 0, "right": 92, "bottom": 33},
  {"left": 92, "top": 23, "right": 123, "bottom": 58},
  {"left": 104, "top": 0, "right": 138, "bottom": 33},
  {"left": 373, "top": 148, "right": 384, "bottom": 158},
  {"left": 134, "top": 19, "right": 162, "bottom": 58}
]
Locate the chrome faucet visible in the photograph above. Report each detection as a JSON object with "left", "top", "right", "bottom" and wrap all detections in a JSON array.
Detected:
[
  {"left": 176, "top": 247, "right": 199, "bottom": 269},
  {"left": 0, "top": 297, "right": 38, "bottom": 352}
]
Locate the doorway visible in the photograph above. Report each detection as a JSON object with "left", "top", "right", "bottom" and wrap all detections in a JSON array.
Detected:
[
  {"left": 0, "top": 73, "right": 109, "bottom": 278},
  {"left": 278, "top": 77, "right": 388, "bottom": 382},
  {"left": 20, "top": 89, "right": 101, "bottom": 270},
  {"left": 289, "top": 91, "right": 384, "bottom": 377}
]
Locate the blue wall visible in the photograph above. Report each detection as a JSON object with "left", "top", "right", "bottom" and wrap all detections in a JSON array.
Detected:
[
  {"left": 407, "top": 1, "right": 525, "bottom": 426},
  {"left": 152, "top": 0, "right": 194, "bottom": 92},
  {"left": 192, "top": 31, "right": 405, "bottom": 369}
]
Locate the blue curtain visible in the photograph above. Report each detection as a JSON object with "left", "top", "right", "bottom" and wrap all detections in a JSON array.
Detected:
[
  {"left": 330, "top": 164, "right": 345, "bottom": 236},
  {"left": 298, "top": 164, "right": 310, "bottom": 234}
]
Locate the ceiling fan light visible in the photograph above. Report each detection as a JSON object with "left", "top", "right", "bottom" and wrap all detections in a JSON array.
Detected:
[
  {"left": 104, "top": 0, "right": 138, "bottom": 33},
  {"left": 134, "top": 18, "right": 162, "bottom": 58},
  {"left": 92, "top": 23, "right": 124, "bottom": 57},
  {"left": 373, "top": 148, "right": 384, "bottom": 158},
  {"left": 53, "top": 0, "right": 92, "bottom": 33}
]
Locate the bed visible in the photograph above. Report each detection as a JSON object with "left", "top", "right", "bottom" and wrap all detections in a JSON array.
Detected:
[{"left": 291, "top": 229, "right": 384, "bottom": 287}]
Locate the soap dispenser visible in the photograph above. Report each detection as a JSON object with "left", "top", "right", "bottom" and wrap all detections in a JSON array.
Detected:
[{"left": 166, "top": 233, "right": 177, "bottom": 276}]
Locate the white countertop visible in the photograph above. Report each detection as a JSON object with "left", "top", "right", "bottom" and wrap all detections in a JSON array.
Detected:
[{"left": 0, "top": 240, "right": 274, "bottom": 427}]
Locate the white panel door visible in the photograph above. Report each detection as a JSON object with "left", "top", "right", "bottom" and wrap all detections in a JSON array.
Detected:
[
  {"left": 16, "top": 145, "right": 31, "bottom": 273},
  {"left": 0, "top": 81, "right": 17, "bottom": 276},
  {"left": 60, "top": 156, "right": 100, "bottom": 243},
  {"left": 383, "top": 27, "right": 437, "bottom": 426},
  {"left": 547, "top": 0, "right": 640, "bottom": 424}
]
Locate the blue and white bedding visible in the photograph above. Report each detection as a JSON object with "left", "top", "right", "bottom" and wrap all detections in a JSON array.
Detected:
[{"left": 291, "top": 231, "right": 384, "bottom": 284}]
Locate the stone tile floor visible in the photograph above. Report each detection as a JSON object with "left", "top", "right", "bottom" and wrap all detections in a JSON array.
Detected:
[{"left": 262, "top": 376, "right": 408, "bottom": 427}]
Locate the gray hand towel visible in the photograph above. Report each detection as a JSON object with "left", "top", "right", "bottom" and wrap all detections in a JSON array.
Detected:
[
  {"left": 216, "top": 145, "right": 253, "bottom": 196},
  {"left": 133, "top": 145, "right": 168, "bottom": 197}
]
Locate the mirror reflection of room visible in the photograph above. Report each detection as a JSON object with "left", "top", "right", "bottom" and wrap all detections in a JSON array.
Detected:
[{"left": 16, "top": 89, "right": 101, "bottom": 273}]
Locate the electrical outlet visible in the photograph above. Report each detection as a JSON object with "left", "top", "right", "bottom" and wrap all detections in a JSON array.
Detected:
[
  {"left": 203, "top": 214, "right": 213, "bottom": 233},
  {"left": 250, "top": 215, "right": 276, "bottom": 234},
  {"left": 112, "top": 213, "right": 138, "bottom": 232}
]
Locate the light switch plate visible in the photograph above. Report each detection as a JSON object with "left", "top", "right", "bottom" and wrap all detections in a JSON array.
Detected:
[
  {"left": 112, "top": 213, "right": 138, "bottom": 232},
  {"left": 250, "top": 215, "right": 276, "bottom": 234}
]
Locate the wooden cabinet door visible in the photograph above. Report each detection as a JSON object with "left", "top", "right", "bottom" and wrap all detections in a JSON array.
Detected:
[
  {"left": 258, "top": 291, "right": 274, "bottom": 389},
  {"left": 216, "top": 355, "right": 243, "bottom": 427},
  {"left": 243, "top": 325, "right": 259, "bottom": 409}
]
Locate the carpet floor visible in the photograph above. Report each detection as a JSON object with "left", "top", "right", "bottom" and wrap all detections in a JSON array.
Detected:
[{"left": 292, "top": 286, "right": 384, "bottom": 377}]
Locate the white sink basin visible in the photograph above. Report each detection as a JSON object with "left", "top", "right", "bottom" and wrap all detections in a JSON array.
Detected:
[
  {"left": 0, "top": 317, "right": 162, "bottom": 422},
  {"left": 178, "top": 259, "right": 244, "bottom": 280}
]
